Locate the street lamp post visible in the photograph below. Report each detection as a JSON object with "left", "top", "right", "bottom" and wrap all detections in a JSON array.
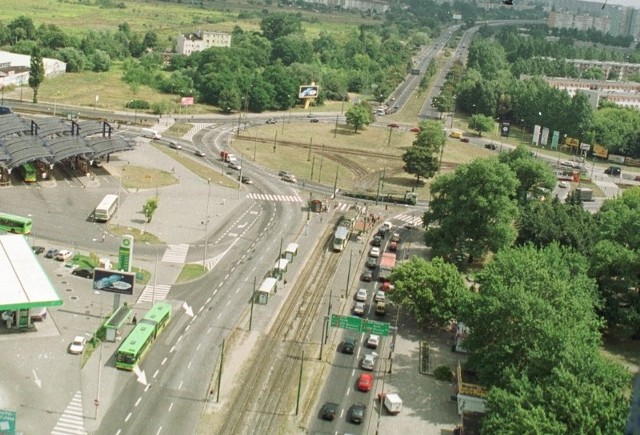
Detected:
[{"left": 203, "top": 178, "right": 212, "bottom": 269}]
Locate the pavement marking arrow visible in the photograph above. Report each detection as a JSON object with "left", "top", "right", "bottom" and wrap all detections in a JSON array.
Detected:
[
  {"left": 133, "top": 365, "right": 148, "bottom": 385},
  {"left": 32, "top": 369, "right": 42, "bottom": 388},
  {"left": 183, "top": 302, "right": 194, "bottom": 317}
]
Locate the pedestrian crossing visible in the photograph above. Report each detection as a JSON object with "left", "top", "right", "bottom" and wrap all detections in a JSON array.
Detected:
[
  {"left": 394, "top": 213, "right": 423, "bottom": 227},
  {"left": 137, "top": 284, "right": 172, "bottom": 304},
  {"left": 335, "top": 202, "right": 351, "bottom": 212},
  {"left": 162, "top": 244, "right": 189, "bottom": 263},
  {"left": 182, "top": 123, "right": 210, "bottom": 141},
  {"left": 51, "top": 390, "right": 86, "bottom": 435},
  {"left": 246, "top": 193, "right": 303, "bottom": 202}
]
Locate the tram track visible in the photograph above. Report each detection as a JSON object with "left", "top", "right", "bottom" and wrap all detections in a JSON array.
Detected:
[{"left": 218, "top": 223, "right": 341, "bottom": 434}]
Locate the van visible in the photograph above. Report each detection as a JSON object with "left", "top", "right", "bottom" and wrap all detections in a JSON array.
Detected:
[
  {"left": 141, "top": 128, "right": 161, "bottom": 140},
  {"left": 450, "top": 131, "right": 463, "bottom": 139}
]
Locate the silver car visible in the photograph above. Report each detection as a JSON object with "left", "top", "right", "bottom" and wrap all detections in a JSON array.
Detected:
[{"left": 361, "top": 353, "right": 376, "bottom": 371}]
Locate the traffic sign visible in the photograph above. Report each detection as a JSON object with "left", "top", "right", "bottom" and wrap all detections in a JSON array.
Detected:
[
  {"left": 330, "top": 314, "right": 363, "bottom": 332},
  {"left": 0, "top": 409, "right": 16, "bottom": 433},
  {"left": 363, "top": 319, "right": 390, "bottom": 336}
]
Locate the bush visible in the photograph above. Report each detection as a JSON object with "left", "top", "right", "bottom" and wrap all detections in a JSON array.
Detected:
[
  {"left": 434, "top": 365, "right": 454, "bottom": 382},
  {"left": 126, "top": 99, "right": 150, "bottom": 110}
]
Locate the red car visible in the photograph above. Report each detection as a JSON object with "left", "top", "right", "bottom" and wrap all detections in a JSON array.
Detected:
[
  {"left": 357, "top": 373, "right": 374, "bottom": 392},
  {"left": 410, "top": 127, "right": 421, "bottom": 133},
  {"left": 387, "top": 123, "right": 399, "bottom": 128}
]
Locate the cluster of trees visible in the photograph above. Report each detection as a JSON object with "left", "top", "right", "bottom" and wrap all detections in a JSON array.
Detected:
[
  {"left": 389, "top": 147, "right": 636, "bottom": 432},
  {"left": 433, "top": 30, "right": 640, "bottom": 157}
]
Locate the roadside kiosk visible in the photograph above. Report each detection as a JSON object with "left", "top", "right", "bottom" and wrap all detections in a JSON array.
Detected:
[
  {"left": 273, "top": 258, "right": 288, "bottom": 280},
  {"left": 257, "top": 277, "right": 278, "bottom": 304},
  {"left": 284, "top": 243, "right": 299, "bottom": 263}
]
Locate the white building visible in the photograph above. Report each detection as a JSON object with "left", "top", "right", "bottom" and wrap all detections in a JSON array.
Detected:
[
  {"left": 176, "top": 30, "right": 231, "bottom": 56},
  {"left": 0, "top": 51, "right": 66, "bottom": 88}
]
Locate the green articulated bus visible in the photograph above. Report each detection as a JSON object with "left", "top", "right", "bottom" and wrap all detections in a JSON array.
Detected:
[
  {"left": 0, "top": 212, "right": 33, "bottom": 234},
  {"left": 115, "top": 302, "right": 172, "bottom": 370}
]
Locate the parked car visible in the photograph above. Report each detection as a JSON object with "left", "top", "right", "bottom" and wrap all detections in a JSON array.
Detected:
[
  {"left": 376, "top": 228, "right": 389, "bottom": 239},
  {"left": 320, "top": 402, "right": 339, "bottom": 421},
  {"left": 350, "top": 403, "right": 367, "bottom": 424},
  {"left": 369, "top": 247, "right": 381, "bottom": 258},
  {"left": 410, "top": 127, "right": 421, "bottom": 133},
  {"left": 32, "top": 245, "right": 45, "bottom": 255},
  {"left": 342, "top": 337, "right": 356, "bottom": 354},
  {"left": 353, "top": 302, "right": 365, "bottom": 316},
  {"left": 55, "top": 250, "right": 73, "bottom": 261},
  {"left": 72, "top": 268, "right": 94, "bottom": 279},
  {"left": 68, "top": 336, "right": 86, "bottom": 355},
  {"left": 310, "top": 118, "right": 319, "bottom": 123},
  {"left": 228, "top": 162, "right": 242, "bottom": 170},
  {"left": 194, "top": 150, "right": 206, "bottom": 157},
  {"left": 374, "top": 290, "right": 386, "bottom": 303},
  {"left": 45, "top": 248, "right": 59, "bottom": 259},
  {"left": 361, "top": 353, "right": 376, "bottom": 371},
  {"left": 388, "top": 241, "right": 398, "bottom": 252},
  {"left": 278, "top": 170, "right": 291, "bottom": 177},
  {"left": 460, "top": 137, "right": 470, "bottom": 143},
  {"left": 266, "top": 118, "right": 278, "bottom": 124},
  {"left": 282, "top": 173, "right": 297, "bottom": 183},
  {"left": 367, "top": 334, "right": 380, "bottom": 349},
  {"left": 357, "top": 373, "right": 374, "bottom": 392},
  {"left": 484, "top": 143, "right": 497, "bottom": 150},
  {"left": 356, "top": 288, "right": 368, "bottom": 302},
  {"left": 361, "top": 270, "right": 373, "bottom": 282}
]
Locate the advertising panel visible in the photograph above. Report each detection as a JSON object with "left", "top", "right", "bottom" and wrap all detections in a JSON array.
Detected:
[
  {"left": 540, "top": 127, "right": 549, "bottom": 146},
  {"left": 532, "top": 125, "right": 541, "bottom": 146},
  {"left": 181, "top": 96, "right": 194, "bottom": 106},
  {"left": 551, "top": 130, "right": 560, "bottom": 150},
  {"left": 298, "top": 85, "right": 319, "bottom": 99},
  {"left": 118, "top": 235, "right": 134, "bottom": 272},
  {"left": 593, "top": 144, "right": 608, "bottom": 158},
  {"left": 500, "top": 121, "right": 510, "bottom": 137},
  {"left": 92, "top": 268, "right": 135, "bottom": 295}
]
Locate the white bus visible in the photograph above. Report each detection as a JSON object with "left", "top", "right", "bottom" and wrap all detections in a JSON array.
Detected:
[
  {"left": 95, "top": 194, "right": 119, "bottom": 222},
  {"left": 141, "top": 128, "right": 161, "bottom": 140}
]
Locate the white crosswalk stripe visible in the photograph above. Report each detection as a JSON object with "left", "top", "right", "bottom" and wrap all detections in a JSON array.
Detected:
[
  {"left": 336, "top": 202, "right": 351, "bottom": 211},
  {"left": 161, "top": 244, "right": 189, "bottom": 263},
  {"left": 137, "top": 284, "right": 172, "bottom": 304},
  {"left": 394, "top": 213, "right": 423, "bottom": 226},
  {"left": 246, "top": 193, "right": 303, "bottom": 202},
  {"left": 182, "top": 123, "right": 210, "bottom": 141},
  {"left": 51, "top": 390, "right": 87, "bottom": 435}
]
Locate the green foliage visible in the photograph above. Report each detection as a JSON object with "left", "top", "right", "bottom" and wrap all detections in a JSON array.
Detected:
[
  {"left": 433, "top": 365, "right": 454, "bottom": 382},
  {"left": 143, "top": 197, "right": 158, "bottom": 223},
  {"left": 28, "top": 46, "right": 44, "bottom": 103},
  {"left": 592, "top": 106, "right": 640, "bottom": 158},
  {"left": 468, "top": 113, "right": 494, "bottom": 136},
  {"left": 126, "top": 99, "right": 150, "bottom": 110},
  {"left": 498, "top": 145, "right": 557, "bottom": 205},
  {"left": 402, "top": 120, "right": 446, "bottom": 182},
  {"left": 90, "top": 49, "right": 111, "bottom": 72},
  {"left": 56, "top": 47, "right": 87, "bottom": 72},
  {"left": 388, "top": 257, "right": 470, "bottom": 327},
  {"left": 344, "top": 103, "right": 372, "bottom": 133},
  {"left": 260, "top": 13, "right": 303, "bottom": 41},
  {"left": 425, "top": 159, "right": 519, "bottom": 262}
]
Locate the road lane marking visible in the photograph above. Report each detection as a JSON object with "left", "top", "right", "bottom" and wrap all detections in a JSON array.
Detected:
[
  {"left": 185, "top": 324, "right": 190, "bottom": 332},
  {"left": 196, "top": 343, "right": 201, "bottom": 351},
  {"left": 135, "top": 397, "right": 142, "bottom": 407},
  {"left": 235, "top": 287, "right": 240, "bottom": 293},
  {"left": 156, "top": 426, "right": 163, "bottom": 435},
  {"left": 188, "top": 361, "right": 192, "bottom": 369},
  {"left": 153, "top": 369, "right": 160, "bottom": 379},
  {"left": 145, "top": 384, "right": 151, "bottom": 392},
  {"left": 217, "top": 313, "right": 222, "bottom": 319},
  {"left": 352, "top": 369, "right": 356, "bottom": 377},
  {"left": 206, "top": 297, "right": 212, "bottom": 304},
  {"left": 168, "top": 402, "right": 174, "bottom": 412},
  {"left": 162, "top": 357, "right": 168, "bottom": 365},
  {"left": 170, "top": 345, "right": 176, "bottom": 353},
  {"left": 125, "top": 412, "right": 132, "bottom": 422},
  {"left": 178, "top": 380, "right": 183, "bottom": 389},
  {"left": 198, "top": 306, "right": 204, "bottom": 313}
]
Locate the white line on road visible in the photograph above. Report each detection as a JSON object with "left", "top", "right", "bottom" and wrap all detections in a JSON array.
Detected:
[
  {"left": 145, "top": 384, "right": 151, "bottom": 392},
  {"left": 168, "top": 402, "right": 174, "bottom": 412},
  {"left": 116, "top": 430, "right": 122, "bottom": 435},
  {"left": 153, "top": 369, "right": 159, "bottom": 379},
  {"left": 156, "top": 426, "right": 163, "bottom": 435},
  {"left": 185, "top": 324, "right": 190, "bottom": 332},
  {"left": 177, "top": 335, "right": 183, "bottom": 343},
  {"left": 196, "top": 343, "right": 201, "bottom": 351},
  {"left": 206, "top": 297, "right": 212, "bottom": 304},
  {"left": 198, "top": 306, "right": 204, "bottom": 313},
  {"left": 351, "top": 369, "right": 356, "bottom": 377},
  {"left": 217, "top": 313, "right": 222, "bottom": 319},
  {"left": 340, "top": 409, "right": 344, "bottom": 418},
  {"left": 347, "top": 387, "right": 351, "bottom": 395},
  {"left": 224, "top": 274, "right": 230, "bottom": 281},
  {"left": 226, "top": 299, "right": 231, "bottom": 306},
  {"left": 178, "top": 380, "right": 183, "bottom": 389},
  {"left": 135, "top": 397, "right": 142, "bottom": 407},
  {"left": 188, "top": 361, "right": 192, "bottom": 369},
  {"left": 235, "top": 287, "right": 240, "bottom": 293},
  {"left": 125, "top": 412, "right": 132, "bottom": 422},
  {"left": 207, "top": 327, "right": 213, "bottom": 334},
  {"left": 161, "top": 357, "right": 168, "bottom": 365},
  {"left": 170, "top": 345, "right": 176, "bottom": 353}
]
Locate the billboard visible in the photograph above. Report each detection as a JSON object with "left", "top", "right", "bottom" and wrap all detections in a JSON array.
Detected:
[
  {"left": 500, "top": 121, "right": 510, "bottom": 137},
  {"left": 540, "top": 127, "right": 549, "bottom": 146},
  {"left": 593, "top": 144, "right": 608, "bottom": 158},
  {"left": 93, "top": 268, "right": 135, "bottom": 295},
  {"left": 298, "top": 85, "right": 319, "bottom": 99},
  {"left": 181, "top": 96, "right": 194, "bottom": 106}
]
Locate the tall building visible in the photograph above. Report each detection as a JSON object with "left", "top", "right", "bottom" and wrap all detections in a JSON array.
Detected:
[{"left": 176, "top": 30, "right": 231, "bottom": 56}]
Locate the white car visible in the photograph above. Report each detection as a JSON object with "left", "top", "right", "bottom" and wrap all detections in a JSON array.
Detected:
[
  {"left": 68, "top": 336, "right": 86, "bottom": 355},
  {"left": 374, "top": 290, "right": 386, "bottom": 303},
  {"left": 382, "top": 221, "right": 393, "bottom": 231},
  {"left": 55, "top": 250, "right": 73, "bottom": 261},
  {"left": 361, "top": 353, "right": 376, "bottom": 370},
  {"left": 369, "top": 247, "right": 381, "bottom": 258},
  {"left": 558, "top": 181, "right": 568, "bottom": 188},
  {"left": 367, "top": 334, "right": 380, "bottom": 349},
  {"left": 282, "top": 173, "right": 297, "bottom": 183},
  {"left": 228, "top": 162, "right": 242, "bottom": 170},
  {"left": 353, "top": 302, "right": 365, "bottom": 316},
  {"left": 356, "top": 288, "right": 368, "bottom": 302}
]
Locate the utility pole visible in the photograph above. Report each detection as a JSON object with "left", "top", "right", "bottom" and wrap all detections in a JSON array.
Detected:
[{"left": 307, "top": 137, "right": 313, "bottom": 161}]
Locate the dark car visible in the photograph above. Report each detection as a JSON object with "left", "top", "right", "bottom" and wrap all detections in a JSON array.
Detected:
[
  {"left": 72, "top": 268, "right": 94, "bottom": 279},
  {"left": 310, "top": 118, "right": 319, "bottom": 123},
  {"left": 604, "top": 166, "right": 621, "bottom": 176},
  {"left": 342, "top": 337, "right": 357, "bottom": 354},
  {"left": 376, "top": 227, "right": 389, "bottom": 239},
  {"left": 0, "top": 106, "right": 12, "bottom": 115},
  {"left": 240, "top": 175, "right": 252, "bottom": 184},
  {"left": 32, "top": 246, "right": 45, "bottom": 255},
  {"left": 45, "top": 248, "right": 59, "bottom": 259},
  {"left": 484, "top": 143, "right": 497, "bottom": 150},
  {"left": 361, "top": 270, "right": 374, "bottom": 282},
  {"left": 365, "top": 256, "right": 378, "bottom": 269},
  {"left": 460, "top": 137, "right": 470, "bottom": 143},
  {"left": 266, "top": 118, "right": 277, "bottom": 124},
  {"left": 320, "top": 402, "right": 339, "bottom": 421},
  {"left": 372, "top": 235, "right": 382, "bottom": 247},
  {"left": 350, "top": 403, "right": 366, "bottom": 424}
]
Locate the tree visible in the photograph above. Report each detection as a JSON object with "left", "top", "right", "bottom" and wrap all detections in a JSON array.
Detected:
[
  {"left": 424, "top": 159, "right": 520, "bottom": 262},
  {"left": 344, "top": 104, "right": 372, "bottom": 133},
  {"left": 91, "top": 50, "right": 111, "bottom": 72},
  {"left": 260, "top": 13, "right": 303, "bottom": 41},
  {"left": 401, "top": 120, "right": 446, "bottom": 183},
  {"left": 143, "top": 197, "right": 158, "bottom": 223},
  {"left": 460, "top": 243, "right": 603, "bottom": 387},
  {"left": 499, "top": 145, "right": 557, "bottom": 205},
  {"left": 28, "top": 46, "right": 44, "bottom": 104},
  {"left": 387, "top": 257, "right": 470, "bottom": 327},
  {"left": 468, "top": 113, "right": 495, "bottom": 136}
]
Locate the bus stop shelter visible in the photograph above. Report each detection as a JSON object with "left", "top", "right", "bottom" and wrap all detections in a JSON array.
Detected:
[
  {"left": 0, "top": 235, "right": 62, "bottom": 330},
  {"left": 273, "top": 258, "right": 288, "bottom": 280},
  {"left": 257, "top": 277, "right": 278, "bottom": 304},
  {"left": 104, "top": 304, "right": 133, "bottom": 342},
  {"left": 284, "top": 243, "right": 298, "bottom": 263}
]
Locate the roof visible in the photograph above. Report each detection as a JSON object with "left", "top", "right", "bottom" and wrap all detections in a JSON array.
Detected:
[
  {"left": 0, "top": 235, "right": 62, "bottom": 310},
  {"left": 258, "top": 277, "right": 278, "bottom": 294},
  {"left": 0, "top": 115, "right": 135, "bottom": 169},
  {"left": 335, "top": 226, "right": 349, "bottom": 238}
]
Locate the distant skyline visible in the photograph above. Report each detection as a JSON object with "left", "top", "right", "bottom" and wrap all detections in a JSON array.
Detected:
[{"left": 581, "top": 0, "right": 640, "bottom": 8}]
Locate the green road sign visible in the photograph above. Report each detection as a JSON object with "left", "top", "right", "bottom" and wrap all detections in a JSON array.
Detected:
[
  {"left": 0, "top": 408, "right": 16, "bottom": 433},
  {"left": 330, "top": 314, "right": 363, "bottom": 332},
  {"left": 363, "top": 319, "right": 390, "bottom": 336}
]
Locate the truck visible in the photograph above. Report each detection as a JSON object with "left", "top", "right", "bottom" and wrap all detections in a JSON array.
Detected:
[
  {"left": 575, "top": 187, "right": 594, "bottom": 202},
  {"left": 141, "top": 128, "right": 161, "bottom": 140},
  {"left": 220, "top": 151, "right": 237, "bottom": 163},
  {"left": 333, "top": 226, "right": 350, "bottom": 252},
  {"left": 378, "top": 252, "right": 396, "bottom": 282},
  {"left": 382, "top": 393, "right": 403, "bottom": 414}
]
